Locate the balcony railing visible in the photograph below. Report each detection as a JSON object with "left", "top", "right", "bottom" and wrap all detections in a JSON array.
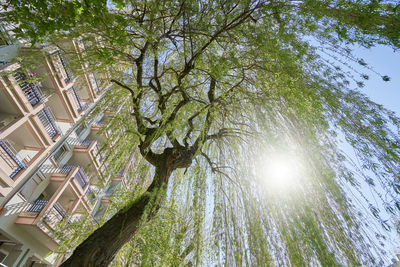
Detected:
[
  {"left": 94, "top": 143, "right": 105, "bottom": 162},
  {"left": 71, "top": 86, "right": 83, "bottom": 112},
  {"left": 37, "top": 107, "right": 61, "bottom": 139},
  {"left": 92, "top": 120, "right": 105, "bottom": 129},
  {"left": 0, "top": 139, "right": 26, "bottom": 178},
  {"left": 42, "top": 202, "right": 66, "bottom": 230},
  {"left": 53, "top": 202, "right": 66, "bottom": 218},
  {"left": 40, "top": 164, "right": 74, "bottom": 175},
  {"left": 27, "top": 199, "right": 48, "bottom": 213},
  {"left": 85, "top": 186, "right": 97, "bottom": 204},
  {"left": 93, "top": 73, "right": 102, "bottom": 93},
  {"left": 59, "top": 54, "right": 73, "bottom": 83},
  {"left": 67, "top": 137, "right": 93, "bottom": 148},
  {"left": 117, "top": 169, "right": 124, "bottom": 177},
  {"left": 75, "top": 167, "right": 89, "bottom": 189},
  {"left": 28, "top": 200, "right": 66, "bottom": 218},
  {"left": 13, "top": 71, "right": 43, "bottom": 107},
  {"left": 104, "top": 185, "right": 117, "bottom": 197}
]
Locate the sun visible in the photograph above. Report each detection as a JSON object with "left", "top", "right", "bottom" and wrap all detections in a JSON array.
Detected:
[{"left": 259, "top": 153, "right": 301, "bottom": 191}]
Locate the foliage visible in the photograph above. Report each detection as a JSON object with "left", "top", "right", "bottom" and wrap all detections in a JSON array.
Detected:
[{"left": 2, "top": 0, "right": 400, "bottom": 265}]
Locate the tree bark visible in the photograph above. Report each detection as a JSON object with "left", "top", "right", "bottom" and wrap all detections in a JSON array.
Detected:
[
  {"left": 60, "top": 171, "right": 168, "bottom": 267},
  {"left": 61, "top": 145, "right": 195, "bottom": 266}
]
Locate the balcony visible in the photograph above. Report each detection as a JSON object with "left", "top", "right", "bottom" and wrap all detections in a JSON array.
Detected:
[
  {"left": 74, "top": 167, "right": 89, "bottom": 190},
  {"left": 0, "top": 83, "right": 21, "bottom": 131},
  {"left": 13, "top": 71, "right": 44, "bottom": 107},
  {"left": 66, "top": 139, "right": 105, "bottom": 183},
  {"left": 88, "top": 118, "right": 108, "bottom": 144},
  {"left": 27, "top": 200, "right": 66, "bottom": 219},
  {"left": 0, "top": 121, "right": 44, "bottom": 183},
  {"left": 94, "top": 143, "right": 105, "bottom": 163},
  {"left": 67, "top": 86, "right": 89, "bottom": 116},
  {"left": 15, "top": 200, "right": 66, "bottom": 250},
  {"left": 93, "top": 200, "right": 109, "bottom": 219},
  {"left": 15, "top": 167, "right": 92, "bottom": 249},
  {"left": 104, "top": 182, "right": 120, "bottom": 198},
  {"left": 40, "top": 164, "right": 74, "bottom": 176},
  {"left": 93, "top": 73, "right": 102, "bottom": 94},
  {"left": 67, "top": 137, "right": 93, "bottom": 148},
  {"left": 0, "top": 139, "right": 26, "bottom": 178},
  {"left": 85, "top": 186, "right": 98, "bottom": 205},
  {"left": 46, "top": 50, "right": 73, "bottom": 89},
  {"left": 113, "top": 166, "right": 127, "bottom": 184},
  {"left": 47, "top": 164, "right": 90, "bottom": 192},
  {"left": 71, "top": 86, "right": 83, "bottom": 112},
  {"left": 90, "top": 120, "right": 105, "bottom": 131},
  {"left": 58, "top": 53, "right": 73, "bottom": 84},
  {"left": 37, "top": 106, "right": 61, "bottom": 139}
]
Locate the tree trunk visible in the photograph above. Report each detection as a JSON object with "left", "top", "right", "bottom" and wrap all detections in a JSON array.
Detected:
[
  {"left": 60, "top": 170, "right": 168, "bottom": 267},
  {"left": 61, "top": 145, "right": 195, "bottom": 266}
]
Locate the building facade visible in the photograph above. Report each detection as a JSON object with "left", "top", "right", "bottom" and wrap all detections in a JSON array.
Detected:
[{"left": 0, "top": 35, "right": 132, "bottom": 266}]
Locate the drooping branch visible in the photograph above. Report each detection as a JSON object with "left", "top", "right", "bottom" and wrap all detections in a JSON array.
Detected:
[
  {"left": 110, "top": 79, "right": 135, "bottom": 99},
  {"left": 163, "top": 99, "right": 189, "bottom": 125},
  {"left": 175, "top": 2, "right": 263, "bottom": 91},
  {"left": 110, "top": 79, "right": 148, "bottom": 135},
  {"left": 183, "top": 76, "right": 216, "bottom": 146}
]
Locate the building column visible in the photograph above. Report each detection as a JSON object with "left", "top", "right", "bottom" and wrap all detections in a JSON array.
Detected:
[{"left": 2, "top": 244, "right": 23, "bottom": 266}]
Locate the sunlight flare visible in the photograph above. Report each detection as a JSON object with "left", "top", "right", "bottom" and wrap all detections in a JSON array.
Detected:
[{"left": 259, "top": 152, "right": 302, "bottom": 191}]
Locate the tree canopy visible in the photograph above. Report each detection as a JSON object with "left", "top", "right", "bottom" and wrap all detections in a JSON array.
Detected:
[{"left": 2, "top": 0, "right": 400, "bottom": 266}]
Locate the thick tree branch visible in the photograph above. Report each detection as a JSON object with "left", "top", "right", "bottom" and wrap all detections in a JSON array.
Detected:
[{"left": 110, "top": 79, "right": 146, "bottom": 134}]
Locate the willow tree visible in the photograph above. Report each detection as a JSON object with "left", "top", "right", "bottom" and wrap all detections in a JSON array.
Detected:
[{"left": 2, "top": 0, "right": 400, "bottom": 266}]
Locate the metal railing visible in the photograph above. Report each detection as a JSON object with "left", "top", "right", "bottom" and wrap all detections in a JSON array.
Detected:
[
  {"left": 93, "top": 73, "right": 102, "bottom": 93},
  {"left": 66, "top": 137, "right": 93, "bottom": 148},
  {"left": 0, "top": 139, "right": 26, "bottom": 178},
  {"left": 42, "top": 202, "right": 66, "bottom": 229},
  {"left": 75, "top": 167, "right": 88, "bottom": 189},
  {"left": 59, "top": 54, "right": 73, "bottom": 83},
  {"left": 27, "top": 200, "right": 66, "bottom": 220},
  {"left": 53, "top": 202, "right": 66, "bottom": 218},
  {"left": 94, "top": 143, "right": 106, "bottom": 163},
  {"left": 13, "top": 71, "right": 43, "bottom": 107},
  {"left": 81, "top": 102, "right": 90, "bottom": 111},
  {"left": 39, "top": 164, "right": 74, "bottom": 175},
  {"left": 27, "top": 199, "right": 48, "bottom": 213},
  {"left": 71, "top": 86, "right": 83, "bottom": 112},
  {"left": 85, "top": 186, "right": 97, "bottom": 204},
  {"left": 81, "top": 139, "right": 93, "bottom": 147},
  {"left": 58, "top": 164, "right": 74, "bottom": 174},
  {"left": 92, "top": 120, "right": 105, "bottom": 128},
  {"left": 37, "top": 107, "right": 61, "bottom": 139},
  {"left": 0, "top": 83, "right": 112, "bottom": 210}
]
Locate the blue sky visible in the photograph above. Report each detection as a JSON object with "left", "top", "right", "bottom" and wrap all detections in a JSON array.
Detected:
[
  {"left": 356, "top": 45, "right": 400, "bottom": 116},
  {"left": 348, "top": 45, "right": 400, "bottom": 261}
]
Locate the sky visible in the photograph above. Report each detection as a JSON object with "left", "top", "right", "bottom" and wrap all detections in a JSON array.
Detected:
[
  {"left": 355, "top": 45, "right": 400, "bottom": 116},
  {"left": 347, "top": 45, "right": 400, "bottom": 262}
]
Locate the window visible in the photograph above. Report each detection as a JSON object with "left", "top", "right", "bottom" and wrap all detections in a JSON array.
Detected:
[
  {"left": 53, "top": 145, "right": 68, "bottom": 162},
  {"left": 75, "top": 124, "right": 85, "bottom": 137}
]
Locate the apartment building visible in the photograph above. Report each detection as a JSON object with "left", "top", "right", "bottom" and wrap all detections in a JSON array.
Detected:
[{"left": 0, "top": 35, "right": 133, "bottom": 266}]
